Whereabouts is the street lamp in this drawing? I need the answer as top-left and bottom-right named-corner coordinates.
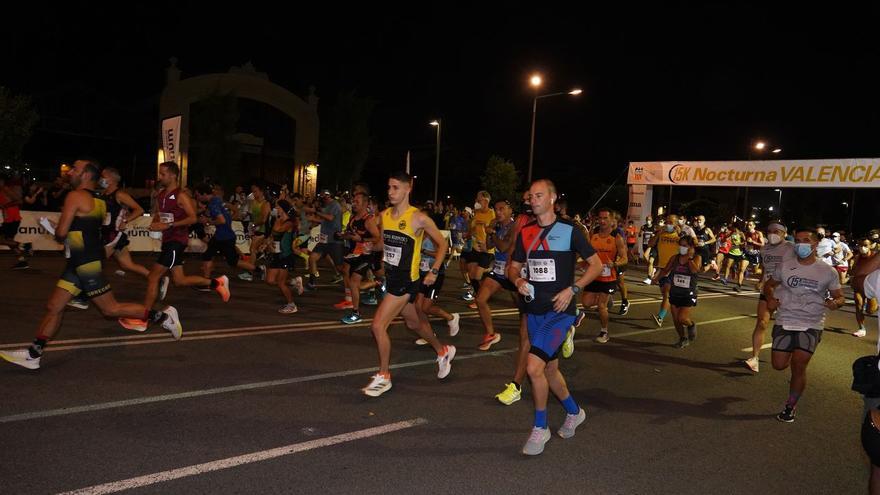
top-left (774, 188), bottom-right (782, 213)
top-left (755, 141), bottom-right (766, 151)
top-left (527, 74), bottom-right (582, 184)
top-left (772, 148), bottom-right (782, 154)
top-left (430, 119), bottom-right (441, 203)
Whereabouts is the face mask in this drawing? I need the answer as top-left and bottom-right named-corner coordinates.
top-left (679, 246), bottom-right (689, 255)
top-left (796, 243), bottom-right (814, 259)
top-left (474, 202), bottom-right (482, 211)
top-left (748, 227), bottom-right (755, 233)
top-left (98, 178), bottom-right (109, 189)
top-left (861, 246), bottom-right (871, 255)
top-left (768, 233), bottom-right (782, 245)
top-left (647, 221), bottom-right (652, 226)
top-left (665, 225), bottom-right (675, 233)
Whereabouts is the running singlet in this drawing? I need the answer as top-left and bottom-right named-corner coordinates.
top-left (641, 225), bottom-right (655, 246)
top-left (657, 231), bottom-right (681, 268)
top-left (625, 226), bottom-right (638, 245)
top-left (345, 213), bottom-right (374, 256)
top-left (419, 236), bottom-right (445, 274)
top-left (382, 207), bottom-right (423, 283)
top-left (590, 233), bottom-right (619, 283)
top-left (490, 219), bottom-right (515, 278)
top-left (0, 190), bottom-right (22, 223)
top-left (512, 219), bottom-right (596, 315)
top-left (67, 190), bottom-right (107, 266)
top-left (472, 208), bottom-right (496, 254)
top-left (250, 201), bottom-right (267, 234)
top-left (717, 232), bottom-right (731, 254)
top-left (271, 228), bottom-right (294, 258)
top-left (728, 233), bottom-right (745, 256)
top-left (669, 256), bottom-right (699, 300)
top-left (101, 189), bottom-right (126, 245)
top-left (746, 231), bottom-right (762, 255)
top-left (157, 188), bottom-right (189, 244)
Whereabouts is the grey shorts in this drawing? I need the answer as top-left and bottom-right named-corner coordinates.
top-left (313, 242), bottom-right (344, 266)
top-left (771, 325), bottom-right (822, 354)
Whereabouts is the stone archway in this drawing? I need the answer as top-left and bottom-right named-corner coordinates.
top-left (158, 59), bottom-right (318, 194)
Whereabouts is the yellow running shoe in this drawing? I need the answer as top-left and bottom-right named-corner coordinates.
top-left (561, 326), bottom-right (576, 358)
top-left (495, 382), bottom-right (522, 405)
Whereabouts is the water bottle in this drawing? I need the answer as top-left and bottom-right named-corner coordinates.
top-left (524, 283), bottom-right (535, 303)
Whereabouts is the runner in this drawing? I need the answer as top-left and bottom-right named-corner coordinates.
top-left (649, 214), bottom-right (682, 327)
top-left (462, 191), bottom-right (496, 305)
top-left (763, 227), bottom-right (843, 422)
top-left (641, 216), bottom-right (658, 284)
top-left (412, 211), bottom-right (461, 343)
top-left (119, 161), bottom-right (230, 332)
top-left (722, 223), bottom-right (747, 290)
top-left (338, 192), bottom-right (382, 324)
top-left (245, 184), bottom-right (271, 273)
top-left (0, 174), bottom-right (29, 270)
top-left (265, 199), bottom-right (304, 314)
top-left (0, 160), bottom-right (180, 370)
top-left (713, 225), bottom-right (731, 281)
top-left (693, 215), bottom-right (718, 276)
top-left (830, 232), bottom-right (853, 285)
top-left (361, 172), bottom-right (455, 397)
top-left (656, 236), bottom-right (700, 348)
top-left (611, 212), bottom-right (631, 316)
top-left (507, 179), bottom-right (603, 455)
top-left (475, 199), bottom-right (517, 351)
top-left (582, 208), bottom-right (627, 345)
top-left (744, 223), bottom-right (796, 372)
top-left (852, 238), bottom-right (878, 338)
top-left (744, 220), bottom-right (765, 282)
top-left (625, 219), bottom-right (639, 264)
top-left (306, 190), bottom-right (344, 290)
top-left (195, 184), bottom-right (263, 284)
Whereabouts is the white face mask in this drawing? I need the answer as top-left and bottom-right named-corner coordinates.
top-left (474, 202), bottom-right (482, 211)
top-left (679, 246), bottom-right (689, 255)
top-left (861, 246), bottom-right (871, 255)
top-left (98, 178), bottom-right (109, 189)
top-left (768, 233), bottom-right (782, 245)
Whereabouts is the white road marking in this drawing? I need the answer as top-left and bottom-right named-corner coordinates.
top-left (59, 418), bottom-right (428, 495)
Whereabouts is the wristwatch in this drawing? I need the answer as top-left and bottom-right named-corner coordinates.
top-left (430, 268), bottom-right (439, 275)
top-left (570, 285), bottom-right (581, 295)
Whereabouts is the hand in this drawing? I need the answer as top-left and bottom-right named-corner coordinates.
top-left (825, 299), bottom-right (842, 310)
top-left (515, 279), bottom-right (531, 297)
top-left (422, 272), bottom-right (437, 286)
top-left (552, 287), bottom-right (574, 312)
top-left (150, 222), bottom-right (170, 232)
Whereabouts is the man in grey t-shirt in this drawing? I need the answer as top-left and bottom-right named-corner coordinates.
top-left (764, 227), bottom-right (844, 423)
top-left (306, 190), bottom-right (344, 290)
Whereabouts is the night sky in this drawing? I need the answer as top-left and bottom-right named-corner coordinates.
top-left (5, 3), bottom-right (880, 229)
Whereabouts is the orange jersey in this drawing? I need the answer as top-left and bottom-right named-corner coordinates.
top-left (590, 232), bottom-right (619, 282)
top-left (625, 226), bottom-right (638, 244)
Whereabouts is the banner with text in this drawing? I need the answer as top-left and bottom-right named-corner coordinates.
top-left (628, 158), bottom-right (880, 188)
top-left (161, 116), bottom-right (182, 164)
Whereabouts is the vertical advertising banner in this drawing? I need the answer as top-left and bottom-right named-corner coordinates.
top-left (626, 184), bottom-right (652, 224)
top-left (161, 116), bottom-right (182, 164)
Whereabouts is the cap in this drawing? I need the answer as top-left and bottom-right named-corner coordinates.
top-left (464, 207), bottom-right (474, 215)
top-left (767, 223), bottom-right (787, 233)
top-left (320, 189), bottom-right (332, 196)
top-left (832, 232), bottom-right (841, 238)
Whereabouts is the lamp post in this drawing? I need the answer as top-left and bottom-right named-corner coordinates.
top-left (526, 73), bottom-right (582, 184)
top-left (430, 119), bottom-right (441, 203)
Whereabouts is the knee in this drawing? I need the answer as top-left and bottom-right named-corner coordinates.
top-left (771, 361), bottom-right (788, 371)
top-left (526, 360), bottom-right (545, 378)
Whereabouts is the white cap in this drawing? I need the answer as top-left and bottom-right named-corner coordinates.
top-left (464, 207), bottom-right (474, 215)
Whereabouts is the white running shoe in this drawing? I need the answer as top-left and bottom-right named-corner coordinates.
top-left (448, 313), bottom-right (460, 337)
top-left (854, 328), bottom-right (867, 338)
top-left (643, 277), bottom-right (653, 285)
top-left (0, 349), bottom-right (41, 370)
top-left (594, 331), bottom-right (610, 344)
top-left (558, 408), bottom-right (587, 439)
top-left (363, 374), bottom-right (392, 397)
top-left (292, 276), bottom-right (304, 295)
top-left (278, 303), bottom-right (299, 314)
top-left (436, 345), bottom-right (456, 379)
top-left (744, 356), bottom-right (760, 373)
top-left (159, 275), bottom-right (170, 301)
top-left (522, 427), bottom-right (551, 456)
top-left (161, 306), bottom-right (183, 340)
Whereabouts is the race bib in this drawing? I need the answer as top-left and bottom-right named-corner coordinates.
top-left (493, 260), bottom-right (507, 276)
top-left (159, 213), bottom-right (174, 224)
top-left (318, 233), bottom-right (328, 244)
top-left (527, 258), bottom-right (557, 282)
top-left (673, 274), bottom-right (691, 288)
top-left (384, 245), bottom-right (402, 267)
top-left (420, 258), bottom-right (431, 272)
top-left (601, 265), bottom-right (612, 278)
top-left (272, 241), bottom-right (281, 254)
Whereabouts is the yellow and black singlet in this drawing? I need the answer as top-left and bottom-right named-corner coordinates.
top-left (381, 207), bottom-right (423, 284)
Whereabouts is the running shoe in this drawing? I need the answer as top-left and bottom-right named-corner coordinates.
top-left (118, 318), bottom-right (148, 332)
top-left (237, 272), bottom-right (253, 282)
top-left (563, 327), bottom-right (577, 356)
top-left (0, 349), bottom-right (40, 370)
top-left (744, 356), bottom-right (760, 373)
top-left (478, 333), bottom-right (501, 351)
top-left (341, 311), bottom-right (362, 324)
top-left (618, 300), bottom-right (630, 316)
top-left (292, 276), bottom-right (304, 296)
top-left (854, 328), bottom-right (868, 338)
top-left (161, 306), bottom-right (182, 340)
top-left (522, 427), bottom-right (551, 456)
top-left (496, 382), bottom-right (522, 405)
top-left (215, 275), bottom-right (231, 302)
top-left (67, 296), bottom-right (89, 310)
top-left (278, 303), bottom-right (299, 314)
top-left (333, 299), bottom-right (354, 310)
top-left (362, 294), bottom-right (378, 306)
top-left (11, 261), bottom-right (29, 270)
top-left (462, 292), bottom-right (475, 302)
top-left (594, 331), bottom-right (609, 345)
top-left (558, 408), bottom-right (587, 439)
top-left (448, 313), bottom-right (461, 337)
top-left (652, 314), bottom-right (663, 327)
top-left (363, 374), bottom-right (392, 397)
top-left (574, 309), bottom-right (586, 328)
top-left (674, 337), bottom-right (690, 349)
top-left (468, 302), bottom-right (477, 310)
top-left (776, 405), bottom-right (796, 423)
top-left (643, 277), bottom-right (652, 285)
top-left (331, 274), bottom-right (344, 284)
top-left (436, 345), bottom-right (456, 378)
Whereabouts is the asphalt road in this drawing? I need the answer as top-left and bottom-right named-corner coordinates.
top-left (0, 252), bottom-right (874, 494)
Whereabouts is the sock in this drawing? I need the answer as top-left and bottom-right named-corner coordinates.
top-left (148, 310), bottom-right (167, 324)
top-left (658, 308), bottom-right (668, 319)
top-left (534, 409), bottom-right (548, 429)
top-left (560, 395), bottom-right (580, 415)
top-left (345, 288), bottom-right (352, 302)
top-left (512, 381), bottom-right (521, 390)
top-left (29, 338), bottom-right (47, 358)
top-left (210, 278), bottom-right (219, 289)
top-left (786, 392), bottom-right (801, 408)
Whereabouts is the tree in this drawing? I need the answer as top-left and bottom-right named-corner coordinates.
top-left (0, 87), bottom-right (39, 168)
top-left (189, 91), bottom-right (240, 188)
top-left (481, 155), bottom-right (519, 203)
top-left (319, 91), bottom-right (375, 191)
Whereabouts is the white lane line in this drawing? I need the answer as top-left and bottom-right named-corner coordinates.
top-left (0, 313), bottom-right (756, 425)
top-left (59, 417), bottom-right (428, 495)
top-left (740, 343), bottom-right (773, 352)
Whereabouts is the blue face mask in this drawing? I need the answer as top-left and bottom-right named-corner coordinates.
top-left (796, 243), bottom-right (813, 259)
top-left (665, 225), bottom-right (675, 233)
